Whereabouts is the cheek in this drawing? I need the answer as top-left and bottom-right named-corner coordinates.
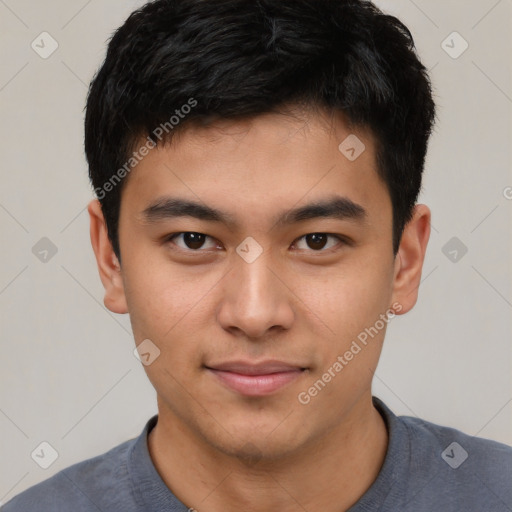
top-left (122, 259), bottom-right (186, 345)
top-left (295, 266), bottom-right (392, 416)
top-left (296, 267), bottom-right (394, 401)
top-left (122, 255), bottom-right (222, 371)
top-left (298, 260), bottom-right (393, 341)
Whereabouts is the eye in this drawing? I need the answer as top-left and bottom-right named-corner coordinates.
top-left (166, 232), bottom-right (219, 251)
top-left (165, 232), bottom-right (348, 253)
top-left (292, 233), bottom-right (346, 252)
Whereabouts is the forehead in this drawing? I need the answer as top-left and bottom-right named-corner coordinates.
top-left (120, 108), bottom-right (390, 228)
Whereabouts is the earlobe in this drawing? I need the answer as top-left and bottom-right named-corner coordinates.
top-left (87, 199), bottom-right (128, 314)
top-left (390, 204), bottom-right (431, 315)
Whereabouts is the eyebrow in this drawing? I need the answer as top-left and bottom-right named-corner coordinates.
top-left (140, 195), bottom-right (367, 229)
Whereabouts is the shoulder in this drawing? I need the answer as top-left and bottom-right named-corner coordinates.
top-left (1, 437), bottom-right (137, 512)
top-left (402, 413), bottom-right (512, 468)
top-left (399, 413), bottom-right (512, 509)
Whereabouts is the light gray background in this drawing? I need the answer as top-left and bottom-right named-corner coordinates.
top-left (1, 0), bottom-right (511, 504)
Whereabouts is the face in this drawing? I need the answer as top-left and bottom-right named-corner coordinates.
top-left (90, 108), bottom-right (428, 461)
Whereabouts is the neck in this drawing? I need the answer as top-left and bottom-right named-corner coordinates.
top-left (148, 394), bottom-right (388, 512)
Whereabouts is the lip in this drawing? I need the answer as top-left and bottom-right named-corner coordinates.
top-left (205, 360), bottom-right (307, 396)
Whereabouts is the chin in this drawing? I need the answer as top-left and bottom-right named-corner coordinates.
top-left (203, 422), bottom-right (308, 465)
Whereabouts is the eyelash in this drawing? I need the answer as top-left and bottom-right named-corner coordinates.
top-left (164, 232), bottom-right (349, 254)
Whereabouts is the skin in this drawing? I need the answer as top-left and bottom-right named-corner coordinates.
top-left (88, 106), bottom-right (430, 512)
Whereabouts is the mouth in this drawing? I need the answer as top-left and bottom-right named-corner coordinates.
top-left (204, 360), bottom-right (308, 396)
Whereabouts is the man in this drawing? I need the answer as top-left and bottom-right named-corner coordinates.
top-left (3, 0), bottom-right (511, 511)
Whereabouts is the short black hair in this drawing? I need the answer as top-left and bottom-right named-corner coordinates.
top-left (85, 0), bottom-right (436, 260)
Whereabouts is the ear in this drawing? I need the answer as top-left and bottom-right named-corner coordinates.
top-left (88, 199), bottom-right (128, 314)
top-left (390, 204), bottom-right (431, 315)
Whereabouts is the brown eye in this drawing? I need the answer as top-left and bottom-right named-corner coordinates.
top-left (293, 233), bottom-right (345, 252)
top-left (305, 233), bottom-right (328, 250)
top-left (168, 232), bottom-right (218, 251)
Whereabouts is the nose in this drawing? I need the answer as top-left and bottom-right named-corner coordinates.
top-left (216, 247), bottom-right (295, 340)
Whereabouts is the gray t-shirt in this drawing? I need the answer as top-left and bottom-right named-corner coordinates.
top-left (2, 397), bottom-right (511, 511)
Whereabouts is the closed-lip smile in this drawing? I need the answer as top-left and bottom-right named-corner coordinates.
top-left (205, 360), bottom-right (307, 396)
